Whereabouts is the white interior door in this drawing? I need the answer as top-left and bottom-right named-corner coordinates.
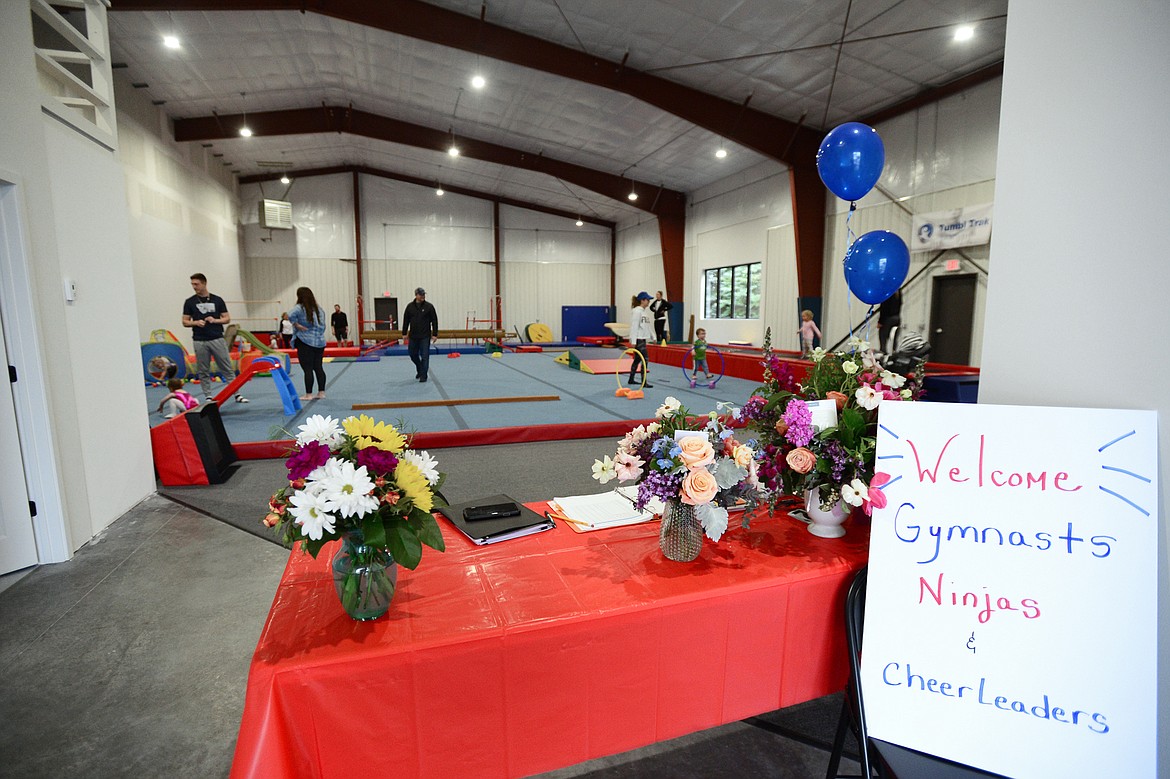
top-left (0, 254), bottom-right (38, 573)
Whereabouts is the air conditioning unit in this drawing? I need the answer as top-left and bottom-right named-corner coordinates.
top-left (259, 199), bottom-right (293, 230)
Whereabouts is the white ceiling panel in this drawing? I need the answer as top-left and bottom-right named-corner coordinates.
top-left (108, 0), bottom-right (1006, 221)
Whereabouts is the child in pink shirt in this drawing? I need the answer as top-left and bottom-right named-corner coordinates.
top-left (799, 310), bottom-right (821, 354)
top-left (158, 378), bottom-right (200, 418)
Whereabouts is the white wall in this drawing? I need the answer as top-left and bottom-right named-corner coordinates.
top-left (1, 2), bottom-right (152, 559)
top-left (615, 217), bottom-right (666, 326)
top-left (117, 76), bottom-right (242, 349)
top-left (980, 1), bottom-right (1169, 768)
top-left (242, 174), bottom-right (618, 340)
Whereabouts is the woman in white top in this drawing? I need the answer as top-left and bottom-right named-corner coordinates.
top-left (627, 291), bottom-right (655, 388)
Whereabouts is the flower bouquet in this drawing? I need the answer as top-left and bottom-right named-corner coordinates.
top-left (264, 414), bottom-right (446, 619)
top-left (742, 329), bottom-right (923, 533)
top-left (591, 396), bottom-right (762, 561)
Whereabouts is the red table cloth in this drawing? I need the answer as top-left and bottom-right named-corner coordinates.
top-left (230, 505), bottom-right (869, 779)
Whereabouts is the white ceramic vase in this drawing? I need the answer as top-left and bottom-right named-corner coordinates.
top-left (804, 489), bottom-right (849, 538)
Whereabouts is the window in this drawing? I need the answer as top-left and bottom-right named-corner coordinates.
top-left (703, 262), bottom-right (761, 319)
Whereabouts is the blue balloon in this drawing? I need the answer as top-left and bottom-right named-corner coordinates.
top-left (843, 230), bottom-right (909, 305)
top-left (816, 122), bottom-right (885, 201)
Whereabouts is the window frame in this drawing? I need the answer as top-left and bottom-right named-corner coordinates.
top-left (702, 261), bottom-right (761, 320)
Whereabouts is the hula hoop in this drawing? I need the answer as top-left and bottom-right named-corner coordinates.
top-left (617, 347), bottom-right (648, 391)
top-left (680, 345), bottom-right (725, 388)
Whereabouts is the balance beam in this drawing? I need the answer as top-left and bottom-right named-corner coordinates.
top-left (352, 395), bottom-right (559, 410)
top-left (360, 328), bottom-right (507, 341)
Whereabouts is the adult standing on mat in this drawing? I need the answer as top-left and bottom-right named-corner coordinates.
top-left (182, 272), bottom-right (247, 405)
top-left (649, 290), bottom-right (672, 344)
top-left (330, 304), bottom-right (349, 346)
top-left (877, 289), bottom-right (902, 355)
top-left (402, 287), bottom-right (439, 382)
top-left (289, 286), bottom-right (328, 400)
top-left (628, 291), bottom-right (655, 389)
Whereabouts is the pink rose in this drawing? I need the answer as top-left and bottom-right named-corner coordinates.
top-left (733, 444), bottom-right (754, 468)
top-left (680, 468), bottom-right (719, 505)
top-left (785, 447), bottom-right (817, 474)
top-left (677, 435), bottom-right (715, 469)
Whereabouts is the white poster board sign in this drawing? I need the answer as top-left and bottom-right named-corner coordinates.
top-left (862, 403), bottom-right (1158, 779)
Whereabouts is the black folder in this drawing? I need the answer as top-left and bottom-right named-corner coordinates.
top-left (437, 494), bottom-right (555, 545)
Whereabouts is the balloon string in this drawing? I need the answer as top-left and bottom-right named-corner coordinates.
top-left (844, 202), bottom-right (857, 351)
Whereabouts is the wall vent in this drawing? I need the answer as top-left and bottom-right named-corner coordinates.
top-left (259, 199), bottom-right (293, 230)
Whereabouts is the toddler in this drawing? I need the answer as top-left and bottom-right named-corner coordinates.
top-left (157, 378), bottom-right (200, 418)
top-left (799, 310), bottom-right (822, 354)
top-left (691, 328), bottom-right (712, 381)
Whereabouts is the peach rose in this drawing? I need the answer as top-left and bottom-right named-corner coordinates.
top-left (680, 468), bottom-right (719, 505)
top-left (785, 447), bottom-right (817, 474)
top-left (733, 443), bottom-right (754, 468)
top-left (262, 513), bottom-right (281, 528)
top-left (826, 391), bottom-right (848, 411)
top-left (774, 419), bottom-right (789, 436)
top-left (677, 435), bottom-right (715, 469)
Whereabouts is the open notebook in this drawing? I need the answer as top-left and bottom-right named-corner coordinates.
top-left (549, 486), bottom-right (661, 532)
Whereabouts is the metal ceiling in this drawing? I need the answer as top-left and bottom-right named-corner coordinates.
top-left (106, 0), bottom-right (1007, 225)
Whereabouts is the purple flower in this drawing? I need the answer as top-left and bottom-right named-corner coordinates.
top-left (356, 447), bottom-right (399, 475)
top-left (740, 395), bottom-right (767, 421)
top-left (286, 440), bottom-right (331, 481)
top-left (636, 470), bottom-right (684, 509)
top-left (782, 399), bottom-right (814, 447)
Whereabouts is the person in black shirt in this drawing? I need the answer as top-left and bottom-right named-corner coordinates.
top-left (330, 304), bottom-right (349, 346)
top-left (649, 290), bottom-right (672, 344)
top-left (401, 287), bottom-right (439, 382)
top-left (181, 272), bottom-right (247, 404)
top-left (877, 289), bottom-right (902, 354)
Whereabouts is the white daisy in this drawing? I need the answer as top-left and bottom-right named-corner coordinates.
top-left (402, 449), bottom-right (441, 485)
top-left (295, 414), bottom-right (344, 449)
top-left (287, 488), bottom-right (338, 541)
top-left (316, 460), bottom-right (379, 518)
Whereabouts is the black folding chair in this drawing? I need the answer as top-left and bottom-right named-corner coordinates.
top-left (825, 567), bottom-right (1005, 779)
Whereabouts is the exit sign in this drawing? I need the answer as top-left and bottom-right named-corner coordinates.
top-left (944, 259), bottom-right (961, 271)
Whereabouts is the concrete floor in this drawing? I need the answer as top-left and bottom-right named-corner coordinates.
top-left (0, 492), bottom-right (861, 778)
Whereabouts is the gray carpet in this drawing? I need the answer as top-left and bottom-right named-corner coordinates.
top-left (158, 438), bottom-right (623, 546)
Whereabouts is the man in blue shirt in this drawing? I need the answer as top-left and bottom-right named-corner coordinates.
top-left (182, 273), bottom-right (247, 404)
top-left (401, 287), bottom-right (439, 382)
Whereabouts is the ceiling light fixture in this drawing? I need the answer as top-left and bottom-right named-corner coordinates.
top-left (280, 174), bottom-right (290, 185)
top-left (163, 35), bottom-right (180, 49)
top-left (954, 25), bottom-right (974, 41)
top-left (575, 217), bottom-right (584, 227)
top-left (715, 146), bottom-right (728, 159)
top-left (627, 187), bottom-right (638, 202)
top-left (436, 185), bottom-right (445, 196)
top-left (238, 91), bottom-right (252, 138)
top-left (447, 127), bottom-right (460, 157)
top-left (471, 74), bottom-right (486, 90)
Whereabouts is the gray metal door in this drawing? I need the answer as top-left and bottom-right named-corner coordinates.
top-left (928, 273), bottom-right (977, 364)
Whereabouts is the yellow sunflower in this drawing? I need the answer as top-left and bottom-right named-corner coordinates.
top-left (342, 414), bottom-right (405, 453)
top-left (393, 459), bottom-right (433, 514)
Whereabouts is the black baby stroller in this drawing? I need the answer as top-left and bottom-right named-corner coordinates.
top-left (881, 325), bottom-right (930, 375)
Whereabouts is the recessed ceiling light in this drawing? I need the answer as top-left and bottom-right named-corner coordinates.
top-left (239, 127), bottom-right (253, 137)
top-left (163, 35), bottom-right (180, 49)
top-left (471, 74), bottom-right (486, 89)
top-left (280, 175), bottom-right (290, 185)
top-left (715, 147), bottom-right (728, 159)
top-left (954, 25), bottom-right (974, 42)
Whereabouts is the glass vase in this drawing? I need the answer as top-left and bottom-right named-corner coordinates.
top-left (659, 498), bottom-right (703, 562)
top-left (331, 531), bottom-right (398, 621)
